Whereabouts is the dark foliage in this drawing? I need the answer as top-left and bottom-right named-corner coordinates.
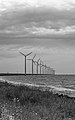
top-left (0, 81), bottom-right (75, 119)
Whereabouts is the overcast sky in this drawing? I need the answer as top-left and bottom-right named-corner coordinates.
top-left (0, 0), bottom-right (75, 74)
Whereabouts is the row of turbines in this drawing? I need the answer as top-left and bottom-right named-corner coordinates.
top-left (19, 51), bottom-right (55, 75)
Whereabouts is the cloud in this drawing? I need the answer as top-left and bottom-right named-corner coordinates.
top-left (23, 25), bottom-right (75, 35)
top-left (1, 0), bottom-right (75, 73)
top-left (0, 1), bottom-right (75, 30)
top-left (1, 0), bottom-right (75, 11)
top-left (1, 24), bottom-right (75, 40)
top-left (0, 6), bottom-right (75, 39)
top-left (0, 45), bottom-right (20, 59)
top-left (0, 1), bottom-right (75, 55)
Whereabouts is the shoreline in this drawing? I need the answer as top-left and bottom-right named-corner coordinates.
top-left (0, 77), bottom-right (75, 98)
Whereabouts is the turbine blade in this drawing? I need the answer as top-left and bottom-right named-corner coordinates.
top-left (33, 61), bottom-right (37, 63)
top-left (26, 52), bottom-right (32, 56)
top-left (33, 61), bottom-right (36, 65)
top-left (37, 58), bottom-right (40, 62)
top-left (19, 51), bottom-right (25, 56)
top-left (33, 54), bottom-right (36, 60)
top-left (33, 60), bottom-right (40, 65)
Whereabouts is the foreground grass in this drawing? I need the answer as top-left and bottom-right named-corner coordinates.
top-left (0, 81), bottom-right (75, 120)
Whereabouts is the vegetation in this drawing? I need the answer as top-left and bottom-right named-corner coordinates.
top-left (0, 81), bottom-right (75, 120)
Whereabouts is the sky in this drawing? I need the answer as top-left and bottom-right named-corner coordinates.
top-left (0, 0), bottom-right (75, 74)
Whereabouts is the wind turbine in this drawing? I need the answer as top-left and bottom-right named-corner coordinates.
top-left (34, 58), bottom-right (40, 74)
top-left (44, 64), bottom-right (48, 74)
top-left (40, 61), bottom-right (44, 74)
top-left (39, 60), bottom-right (42, 74)
top-left (36, 58), bottom-right (40, 74)
top-left (27, 54), bottom-right (36, 74)
top-left (19, 51), bottom-right (32, 75)
top-left (46, 66), bottom-right (49, 74)
top-left (39, 60), bottom-right (45, 74)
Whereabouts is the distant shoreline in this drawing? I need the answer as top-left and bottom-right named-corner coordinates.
top-left (0, 73), bottom-right (56, 76)
top-left (0, 73), bottom-right (75, 76)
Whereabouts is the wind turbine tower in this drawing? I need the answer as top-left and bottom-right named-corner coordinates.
top-left (44, 64), bottom-right (47, 74)
top-left (40, 60), bottom-right (42, 74)
top-left (36, 58), bottom-right (40, 74)
top-left (41, 61), bottom-right (45, 74)
top-left (19, 51), bottom-right (32, 75)
top-left (27, 54), bottom-right (36, 74)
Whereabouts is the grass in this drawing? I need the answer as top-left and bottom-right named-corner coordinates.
top-left (0, 80), bottom-right (75, 120)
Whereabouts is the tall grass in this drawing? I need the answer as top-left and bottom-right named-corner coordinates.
top-left (0, 80), bottom-right (75, 120)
